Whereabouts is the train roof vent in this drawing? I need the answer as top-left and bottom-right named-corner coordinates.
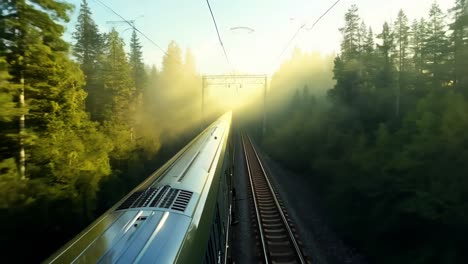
top-left (149, 185), bottom-right (170, 207)
top-left (137, 187), bottom-right (160, 207)
top-left (171, 190), bottom-right (193, 212)
top-left (116, 187), bottom-right (159, 210)
top-left (116, 186), bottom-right (193, 212)
top-left (117, 191), bottom-right (144, 210)
top-left (159, 188), bottom-right (179, 208)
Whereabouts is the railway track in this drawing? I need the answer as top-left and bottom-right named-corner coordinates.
top-left (242, 133), bottom-right (308, 264)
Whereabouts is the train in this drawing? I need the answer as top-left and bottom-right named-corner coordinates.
top-left (45, 112), bottom-right (234, 264)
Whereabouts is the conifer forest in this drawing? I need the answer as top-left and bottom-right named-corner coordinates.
top-left (1, 0), bottom-right (468, 263)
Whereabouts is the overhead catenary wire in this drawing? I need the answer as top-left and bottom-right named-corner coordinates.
top-left (205, 0), bottom-right (233, 70)
top-left (276, 24), bottom-right (307, 64)
top-left (92, 0), bottom-right (168, 56)
top-left (304, 0), bottom-right (342, 31)
top-left (91, 0), bottom-right (197, 77)
top-left (275, 0), bottom-right (342, 65)
top-left (92, 0), bottom-right (339, 74)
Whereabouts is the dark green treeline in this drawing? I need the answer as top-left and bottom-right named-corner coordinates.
top-left (263, 2), bottom-right (468, 263)
top-left (0, 0), bottom-right (201, 262)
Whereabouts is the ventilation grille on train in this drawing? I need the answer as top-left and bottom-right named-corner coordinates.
top-left (116, 185), bottom-right (193, 212)
top-left (116, 187), bottom-right (159, 210)
top-left (171, 190), bottom-right (193, 211)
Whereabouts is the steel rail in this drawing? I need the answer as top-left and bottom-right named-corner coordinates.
top-left (242, 133), bottom-right (307, 264)
top-left (242, 133), bottom-right (270, 263)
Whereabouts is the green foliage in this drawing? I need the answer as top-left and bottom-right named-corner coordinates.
top-left (262, 2), bottom-right (468, 263)
top-left (148, 41), bottom-right (202, 139)
top-left (269, 49), bottom-right (334, 115)
top-left (0, 1), bottom-right (114, 262)
top-left (0, 158), bottom-right (28, 208)
top-left (32, 58), bottom-right (112, 187)
top-left (450, 0), bottom-right (468, 91)
top-left (129, 29), bottom-right (146, 94)
top-left (0, 57), bottom-right (24, 122)
top-left (340, 5), bottom-right (361, 59)
top-left (72, 0), bottom-right (106, 121)
top-left (73, 0), bottom-right (103, 69)
top-left (422, 3), bottom-right (451, 88)
top-left (101, 29), bottom-right (137, 158)
top-left (0, 0), bottom-right (203, 262)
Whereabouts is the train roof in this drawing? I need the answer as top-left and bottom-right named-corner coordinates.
top-left (46, 112), bottom-right (232, 264)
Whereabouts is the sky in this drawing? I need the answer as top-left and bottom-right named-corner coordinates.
top-left (64, 0), bottom-right (455, 75)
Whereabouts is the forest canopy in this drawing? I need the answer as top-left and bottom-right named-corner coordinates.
top-left (0, 0), bottom-right (207, 261)
top-left (1, 0), bottom-right (468, 263)
top-left (262, 1), bottom-right (468, 263)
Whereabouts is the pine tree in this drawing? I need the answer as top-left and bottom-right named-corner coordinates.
top-left (72, 0), bottom-right (105, 121)
top-left (358, 21), bottom-right (368, 54)
top-left (72, 0), bottom-right (103, 73)
top-left (0, 0), bottom-right (111, 203)
top-left (422, 2), bottom-right (450, 87)
top-left (144, 65), bottom-right (159, 113)
top-left (376, 22), bottom-right (395, 90)
top-left (362, 26), bottom-right (377, 93)
top-left (129, 29), bottom-right (146, 95)
top-left (0, 1), bottom-right (12, 57)
top-left (450, 0), bottom-right (468, 90)
top-left (161, 41), bottom-right (183, 78)
top-left (0, 57), bottom-right (28, 205)
top-left (411, 19), bottom-right (426, 76)
top-left (1, 0), bottom-right (74, 179)
top-left (0, 56), bottom-right (25, 173)
top-left (393, 9), bottom-right (410, 117)
top-left (357, 21), bottom-right (367, 79)
top-left (134, 63), bottom-right (161, 156)
top-left (159, 41), bottom-right (183, 120)
top-left (364, 27), bottom-right (375, 54)
top-left (339, 5), bottom-right (361, 60)
top-left (0, 57), bottom-right (23, 123)
top-left (329, 5), bottom-right (364, 105)
top-left (33, 56), bottom-right (112, 219)
top-left (0, 8), bottom-right (114, 255)
top-left (102, 29), bottom-right (137, 158)
top-left (377, 22), bottom-right (394, 70)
